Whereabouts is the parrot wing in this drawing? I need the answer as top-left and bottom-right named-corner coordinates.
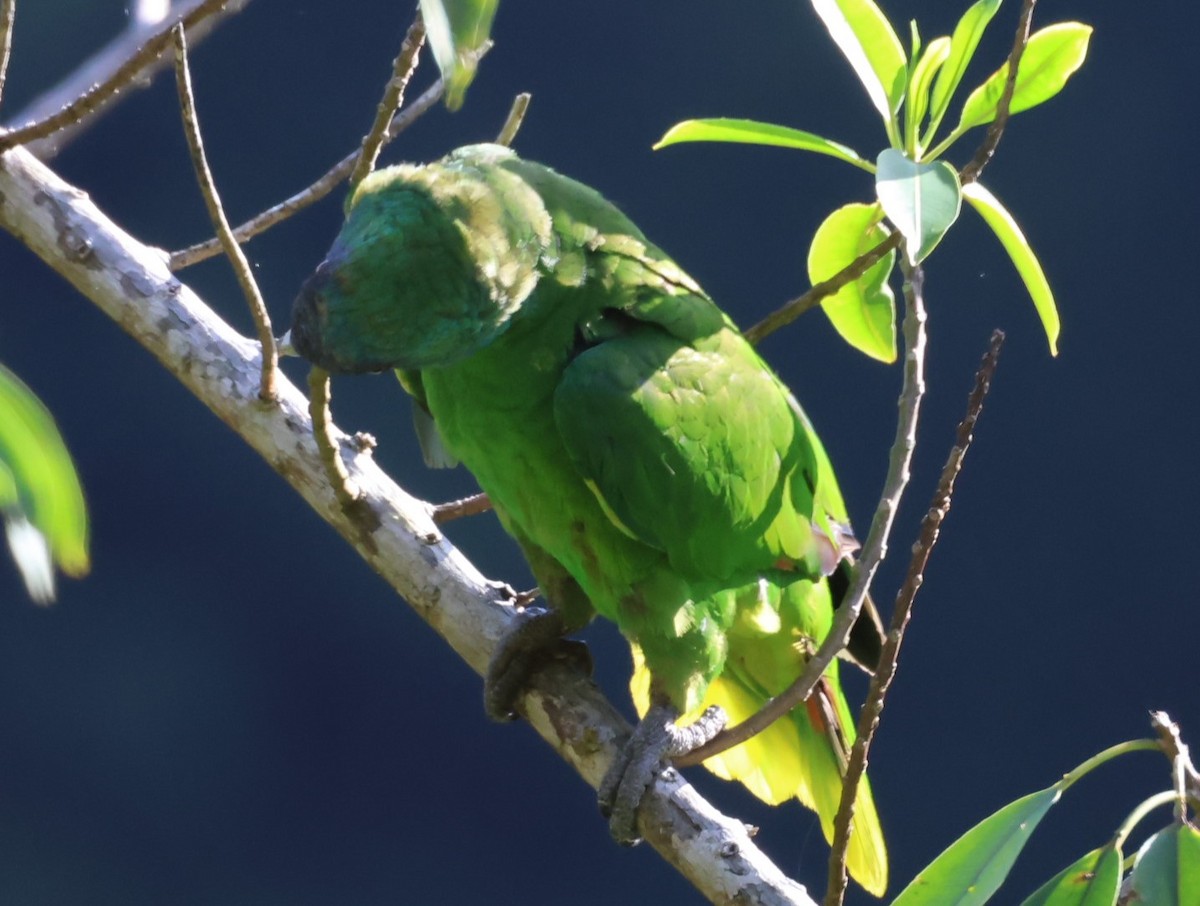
top-left (553, 284), bottom-right (853, 584)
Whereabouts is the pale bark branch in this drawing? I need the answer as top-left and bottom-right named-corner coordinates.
top-left (0, 0), bottom-right (14, 107)
top-left (0, 141), bottom-right (820, 906)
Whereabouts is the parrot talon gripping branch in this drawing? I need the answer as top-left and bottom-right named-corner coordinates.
top-left (290, 143), bottom-right (889, 896)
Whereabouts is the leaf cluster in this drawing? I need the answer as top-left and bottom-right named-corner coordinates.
top-left (656, 0), bottom-right (1090, 362)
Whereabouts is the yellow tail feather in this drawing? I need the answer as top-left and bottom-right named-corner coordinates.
top-left (629, 646), bottom-right (888, 897)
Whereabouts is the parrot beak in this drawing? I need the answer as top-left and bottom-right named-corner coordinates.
top-left (275, 330), bottom-right (297, 357)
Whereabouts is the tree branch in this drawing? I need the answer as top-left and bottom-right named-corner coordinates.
top-left (347, 15), bottom-right (426, 194)
top-left (0, 140), bottom-right (821, 906)
top-left (168, 77), bottom-right (445, 271)
top-left (0, 0), bottom-right (14, 108)
top-left (172, 24), bottom-right (276, 400)
top-left (0, 0), bottom-right (252, 157)
top-left (744, 231), bottom-right (901, 346)
top-left (960, 0), bottom-right (1037, 186)
top-left (825, 329), bottom-right (1004, 906)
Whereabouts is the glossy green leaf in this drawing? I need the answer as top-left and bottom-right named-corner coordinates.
top-left (955, 23), bottom-right (1092, 133)
top-left (925, 0), bottom-right (1002, 144)
top-left (892, 786), bottom-right (1061, 906)
top-left (810, 0), bottom-right (907, 126)
top-left (807, 203), bottom-right (896, 363)
top-left (1127, 824), bottom-right (1200, 905)
top-left (654, 118), bottom-right (872, 171)
top-left (875, 149), bottom-right (960, 264)
top-left (905, 36), bottom-right (951, 155)
top-left (962, 181), bottom-right (1059, 355)
top-left (418, 0), bottom-right (498, 111)
top-left (1019, 845), bottom-right (1122, 906)
top-left (0, 364), bottom-right (89, 602)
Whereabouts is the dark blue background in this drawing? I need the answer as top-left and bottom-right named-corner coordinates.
top-left (1, 2), bottom-right (1194, 903)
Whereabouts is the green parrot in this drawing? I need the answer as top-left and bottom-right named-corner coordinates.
top-left (290, 143), bottom-right (888, 895)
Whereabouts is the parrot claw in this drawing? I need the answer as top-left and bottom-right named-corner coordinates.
top-left (598, 703), bottom-right (727, 844)
top-left (483, 607), bottom-right (591, 721)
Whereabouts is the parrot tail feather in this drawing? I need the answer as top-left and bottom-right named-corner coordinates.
top-left (629, 646), bottom-right (888, 897)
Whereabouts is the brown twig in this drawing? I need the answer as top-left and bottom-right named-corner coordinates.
top-left (744, 232), bottom-right (901, 345)
top-left (825, 329), bottom-right (1005, 906)
top-left (348, 16), bottom-right (426, 195)
top-left (3, 0), bottom-right (251, 160)
top-left (495, 93), bottom-right (531, 147)
top-left (168, 77), bottom-right (445, 271)
top-left (678, 256), bottom-right (928, 768)
top-left (0, 0), bottom-right (14, 108)
top-left (432, 492), bottom-right (493, 524)
top-left (960, 0), bottom-right (1037, 186)
top-left (0, 0), bottom-right (238, 151)
top-left (172, 24), bottom-right (276, 401)
top-left (307, 367), bottom-right (360, 509)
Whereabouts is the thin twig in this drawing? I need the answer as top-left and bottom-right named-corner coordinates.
top-left (825, 329), bottom-right (1004, 906)
top-left (960, 0), bottom-right (1037, 186)
top-left (172, 24), bottom-right (276, 400)
top-left (0, 0), bottom-right (14, 108)
top-left (744, 232), bottom-right (901, 345)
top-left (0, 0), bottom-right (238, 151)
top-left (495, 93), bottom-right (531, 147)
top-left (678, 255), bottom-right (927, 768)
top-left (168, 77), bottom-right (445, 271)
top-left (432, 492), bottom-right (493, 524)
top-left (3, 0), bottom-right (251, 160)
top-left (348, 16), bottom-right (426, 195)
top-left (307, 367), bottom-right (360, 509)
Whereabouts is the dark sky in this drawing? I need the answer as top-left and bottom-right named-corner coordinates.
top-left (1, 2), bottom-right (1195, 904)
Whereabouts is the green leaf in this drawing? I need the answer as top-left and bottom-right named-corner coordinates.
top-left (905, 36), bottom-right (951, 155)
top-left (875, 149), bottom-right (960, 264)
top-left (1127, 824), bottom-right (1200, 905)
top-left (962, 181), bottom-right (1059, 355)
top-left (955, 22), bottom-right (1093, 133)
top-left (418, 0), bottom-right (498, 111)
top-left (892, 786), bottom-right (1062, 906)
top-left (807, 202), bottom-right (897, 363)
top-left (653, 118), bottom-right (872, 171)
top-left (810, 0), bottom-right (907, 128)
top-left (1019, 845), bottom-right (1122, 906)
top-left (925, 0), bottom-right (1002, 145)
top-left (0, 364), bottom-right (90, 602)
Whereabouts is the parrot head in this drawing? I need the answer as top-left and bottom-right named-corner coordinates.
top-left (291, 144), bottom-right (552, 373)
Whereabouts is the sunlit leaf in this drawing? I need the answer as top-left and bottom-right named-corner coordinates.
top-left (654, 118), bottom-right (871, 171)
top-left (418, 0), bottom-right (498, 111)
top-left (925, 0), bottom-right (1002, 144)
top-left (955, 22), bottom-right (1092, 133)
top-left (906, 36), bottom-right (951, 155)
top-left (0, 364), bottom-right (90, 602)
top-left (807, 202), bottom-right (896, 362)
top-left (1127, 824), bottom-right (1200, 905)
top-left (892, 786), bottom-right (1061, 906)
top-left (962, 181), bottom-right (1059, 355)
top-left (810, 0), bottom-right (907, 126)
top-left (1019, 844), bottom-right (1122, 906)
top-left (875, 149), bottom-right (960, 264)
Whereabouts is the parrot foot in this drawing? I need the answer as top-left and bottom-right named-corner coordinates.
top-left (484, 606), bottom-right (591, 722)
top-left (598, 702), bottom-right (727, 844)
